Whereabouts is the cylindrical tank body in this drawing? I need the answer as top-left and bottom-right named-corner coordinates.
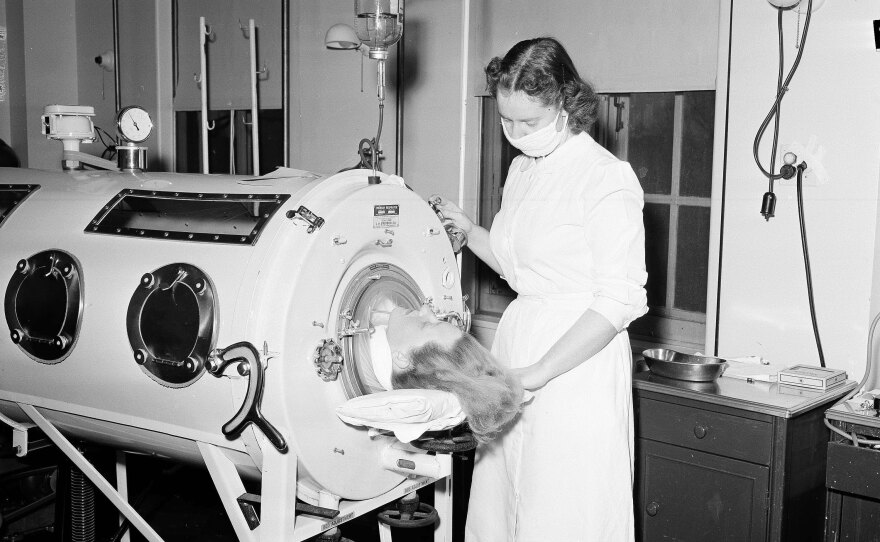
top-left (0, 166), bottom-right (465, 502)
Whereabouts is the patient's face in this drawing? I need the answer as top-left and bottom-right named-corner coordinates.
top-left (386, 305), bottom-right (463, 366)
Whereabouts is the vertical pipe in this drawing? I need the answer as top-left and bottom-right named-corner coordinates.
top-left (455, 0), bottom-right (472, 275)
top-left (112, 0), bottom-right (121, 116)
top-left (281, 0), bottom-right (290, 167)
top-left (457, 0), bottom-right (470, 212)
top-left (199, 16), bottom-right (209, 174)
top-left (395, 33), bottom-right (404, 176)
top-left (248, 18), bottom-right (260, 175)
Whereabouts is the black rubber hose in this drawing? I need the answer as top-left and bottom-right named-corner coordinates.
top-left (796, 165), bottom-right (825, 367)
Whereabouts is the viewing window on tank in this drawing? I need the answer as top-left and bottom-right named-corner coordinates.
top-left (0, 185), bottom-right (40, 229)
top-left (86, 189), bottom-right (290, 245)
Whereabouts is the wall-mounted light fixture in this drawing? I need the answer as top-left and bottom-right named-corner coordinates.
top-left (324, 23), bottom-right (366, 52)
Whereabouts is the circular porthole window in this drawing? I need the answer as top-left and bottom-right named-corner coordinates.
top-left (5, 250), bottom-right (84, 363)
top-left (126, 263), bottom-right (217, 387)
top-left (336, 263), bottom-right (423, 398)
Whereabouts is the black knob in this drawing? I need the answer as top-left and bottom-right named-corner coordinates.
top-left (140, 273), bottom-right (156, 288)
top-left (693, 423), bottom-right (708, 439)
top-left (646, 501), bottom-right (660, 517)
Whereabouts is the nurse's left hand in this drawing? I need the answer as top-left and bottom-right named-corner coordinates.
top-left (512, 364), bottom-right (551, 391)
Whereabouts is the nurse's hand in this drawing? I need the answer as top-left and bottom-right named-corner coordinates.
top-left (512, 364), bottom-right (551, 391)
top-left (428, 195), bottom-right (475, 234)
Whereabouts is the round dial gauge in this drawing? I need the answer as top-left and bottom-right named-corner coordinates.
top-left (117, 106), bottom-right (153, 143)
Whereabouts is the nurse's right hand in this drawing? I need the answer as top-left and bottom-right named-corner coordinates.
top-left (428, 194), bottom-right (475, 234)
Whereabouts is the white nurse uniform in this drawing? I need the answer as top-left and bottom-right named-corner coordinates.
top-left (465, 131), bottom-right (648, 542)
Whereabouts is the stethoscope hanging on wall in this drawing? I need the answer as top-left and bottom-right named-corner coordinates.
top-left (752, 0), bottom-right (815, 221)
top-left (753, 0), bottom-right (829, 368)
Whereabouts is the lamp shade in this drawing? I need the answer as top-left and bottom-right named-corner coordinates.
top-left (325, 23), bottom-right (360, 50)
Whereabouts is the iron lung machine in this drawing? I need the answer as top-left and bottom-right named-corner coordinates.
top-left (0, 167), bottom-right (467, 540)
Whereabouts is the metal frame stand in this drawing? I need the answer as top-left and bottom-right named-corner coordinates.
top-left (6, 402), bottom-right (455, 542)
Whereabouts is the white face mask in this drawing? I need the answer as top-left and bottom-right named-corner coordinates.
top-left (501, 109), bottom-right (569, 157)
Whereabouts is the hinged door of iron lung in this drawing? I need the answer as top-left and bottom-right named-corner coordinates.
top-left (247, 170), bottom-right (468, 501)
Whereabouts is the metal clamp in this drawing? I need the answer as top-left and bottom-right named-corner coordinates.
top-left (286, 205), bottom-right (324, 233)
top-left (427, 197), bottom-right (468, 254)
top-left (0, 411), bottom-right (38, 457)
top-left (206, 341), bottom-right (288, 453)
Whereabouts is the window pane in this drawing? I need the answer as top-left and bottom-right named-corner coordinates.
top-left (680, 91), bottom-right (715, 198)
top-left (675, 205), bottom-right (711, 312)
top-left (643, 202), bottom-right (670, 308)
top-left (628, 93), bottom-right (674, 195)
top-left (475, 97), bottom-right (517, 316)
top-left (175, 109), bottom-right (284, 175)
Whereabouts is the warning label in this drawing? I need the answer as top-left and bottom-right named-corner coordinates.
top-left (373, 204), bottom-right (399, 228)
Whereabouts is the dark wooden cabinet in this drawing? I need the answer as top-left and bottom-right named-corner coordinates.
top-left (824, 404), bottom-right (880, 541)
top-left (633, 373), bottom-right (853, 542)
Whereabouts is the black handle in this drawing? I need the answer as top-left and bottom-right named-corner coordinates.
top-left (207, 341), bottom-right (288, 453)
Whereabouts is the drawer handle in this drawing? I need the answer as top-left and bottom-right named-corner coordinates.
top-left (693, 423), bottom-right (708, 439)
top-left (646, 501), bottom-right (660, 517)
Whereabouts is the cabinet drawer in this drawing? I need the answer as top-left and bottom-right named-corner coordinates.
top-left (826, 441), bottom-right (880, 499)
top-left (638, 398), bottom-right (773, 465)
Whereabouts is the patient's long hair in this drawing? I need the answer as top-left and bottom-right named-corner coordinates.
top-left (391, 333), bottom-right (523, 443)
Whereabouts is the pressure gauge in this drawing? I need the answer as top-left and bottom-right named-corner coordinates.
top-left (116, 106), bottom-right (153, 143)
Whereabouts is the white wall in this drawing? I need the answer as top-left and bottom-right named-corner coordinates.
top-left (1, 0), bottom-right (26, 164)
top-left (709, 1), bottom-right (880, 385)
top-left (474, 0), bottom-right (720, 93)
top-left (21, 0), bottom-right (79, 170)
top-left (75, 0), bottom-right (114, 148)
top-left (287, 1), bottom-right (398, 175)
top-left (398, 0), bottom-right (467, 198)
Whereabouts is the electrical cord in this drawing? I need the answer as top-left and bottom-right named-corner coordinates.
top-left (822, 310), bottom-right (880, 447)
top-left (94, 125), bottom-right (118, 160)
top-left (796, 165), bottom-right (825, 367)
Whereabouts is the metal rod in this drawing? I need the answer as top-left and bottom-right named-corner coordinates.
top-left (281, 0), bottom-right (290, 167)
top-left (199, 16), bottom-right (210, 174)
top-left (112, 0), bottom-right (121, 116)
top-left (395, 34), bottom-right (404, 175)
top-left (18, 404), bottom-right (164, 542)
top-left (248, 19), bottom-right (260, 175)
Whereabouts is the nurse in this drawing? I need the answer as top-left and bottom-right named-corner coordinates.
top-left (431, 37), bottom-right (648, 541)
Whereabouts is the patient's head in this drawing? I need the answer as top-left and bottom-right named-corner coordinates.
top-left (385, 306), bottom-right (523, 443)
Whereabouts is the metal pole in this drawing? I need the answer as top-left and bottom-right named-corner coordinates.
top-left (199, 16), bottom-right (210, 174)
top-left (248, 19), bottom-right (260, 175)
top-left (112, 0), bottom-right (121, 115)
top-left (395, 34), bottom-right (404, 176)
top-left (281, 0), bottom-right (290, 167)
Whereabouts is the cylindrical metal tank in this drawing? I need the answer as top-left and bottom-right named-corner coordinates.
top-left (0, 166), bottom-right (465, 503)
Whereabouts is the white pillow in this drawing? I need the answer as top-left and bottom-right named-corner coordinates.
top-left (336, 389), bottom-right (466, 443)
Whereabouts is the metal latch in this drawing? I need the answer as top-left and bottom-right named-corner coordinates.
top-left (286, 205), bottom-right (325, 233)
top-left (0, 411), bottom-right (39, 457)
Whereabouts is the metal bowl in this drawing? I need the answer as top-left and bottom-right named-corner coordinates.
top-left (642, 348), bottom-right (728, 382)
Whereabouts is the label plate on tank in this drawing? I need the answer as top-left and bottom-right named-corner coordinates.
top-left (373, 204), bottom-right (399, 228)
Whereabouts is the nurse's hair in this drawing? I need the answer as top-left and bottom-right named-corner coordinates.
top-left (391, 333), bottom-right (523, 443)
top-left (485, 37), bottom-right (599, 134)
